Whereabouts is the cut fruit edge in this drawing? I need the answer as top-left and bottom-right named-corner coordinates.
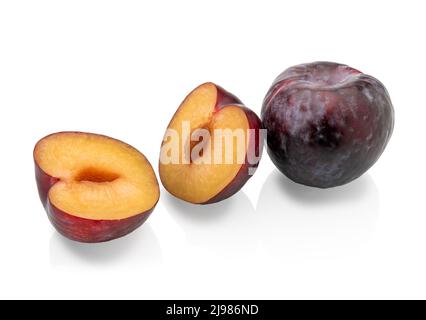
top-left (159, 83), bottom-right (262, 204)
top-left (34, 132), bottom-right (160, 221)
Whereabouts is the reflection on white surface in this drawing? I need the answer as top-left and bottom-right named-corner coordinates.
top-left (163, 192), bottom-right (257, 260)
top-left (49, 171), bottom-right (380, 267)
top-left (257, 170), bottom-right (380, 259)
top-left (163, 171), bottom-right (379, 262)
top-left (50, 224), bottom-right (162, 267)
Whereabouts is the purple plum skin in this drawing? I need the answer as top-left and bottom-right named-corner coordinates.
top-left (261, 62), bottom-right (394, 188)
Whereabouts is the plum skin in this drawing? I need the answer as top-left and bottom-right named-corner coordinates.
top-left (261, 62), bottom-right (394, 188)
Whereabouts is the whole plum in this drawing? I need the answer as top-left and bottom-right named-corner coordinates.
top-left (261, 62), bottom-right (394, 188)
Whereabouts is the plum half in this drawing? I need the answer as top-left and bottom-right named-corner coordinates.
top-left (159, 83), bottom-right (262, 204)
top-left (261, 62), bottom-right (394, 188)
top-left (34, 132), bottom-right (160, 242)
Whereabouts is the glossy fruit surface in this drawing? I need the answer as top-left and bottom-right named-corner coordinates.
top-left (262, 62), bottom-right (394, 188)
top-left (34, 132), bottom-right (159, 242)
top-left (160, 83), bottom-right (262, 204)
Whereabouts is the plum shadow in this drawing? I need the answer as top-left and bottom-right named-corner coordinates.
top-left (49, 224), bottom-right (162, 266)
top-left (256, 169), bottom-right (380, 258)
top-left (163, 190), bottom-right (238, 223)
top-left (266, 170), bottom-right (376, 206)
top-left (163, 190), bottom-right (258, 258)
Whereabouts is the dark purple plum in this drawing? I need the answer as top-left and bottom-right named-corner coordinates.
top-left (261, 61), bottom-right (394, 188)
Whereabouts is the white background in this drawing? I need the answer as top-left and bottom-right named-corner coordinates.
top-left (0, 0), bottom-right (425, 299)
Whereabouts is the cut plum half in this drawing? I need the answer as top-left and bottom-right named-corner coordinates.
top-left (34, 132), bottom-right (160, 242)
top-left (159, 83), bottom-right (262, 204)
